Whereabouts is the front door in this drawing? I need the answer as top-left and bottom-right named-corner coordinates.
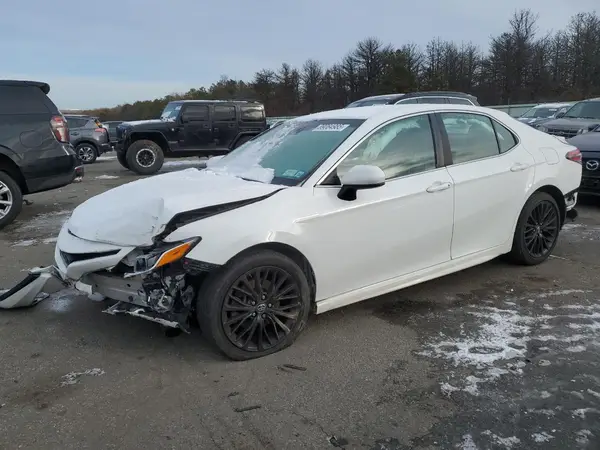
top-left (178, 104), bottom-right (213, 150)
top-left (306, 114), bottom-right (455, 300)
top-left (212, 104), bottom-right (239, 149)
top-left (437, 111), bottom-right (536, 259)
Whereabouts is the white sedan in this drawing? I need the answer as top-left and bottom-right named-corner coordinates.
top-left (1, 104), bottom-right (582, 360)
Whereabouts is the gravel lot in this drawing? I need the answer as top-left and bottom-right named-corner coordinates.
top-left (1, 154), bottom-right (600, 450)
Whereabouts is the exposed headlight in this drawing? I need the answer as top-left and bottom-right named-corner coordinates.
top-left (127, 237), bottom-right (201, 277)
top-left (577, 128), bottom-right (589, 135)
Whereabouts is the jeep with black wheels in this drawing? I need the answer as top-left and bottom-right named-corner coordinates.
top-left (115, 100), bottom-right (268, 175)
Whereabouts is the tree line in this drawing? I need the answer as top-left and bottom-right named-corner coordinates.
top-left (85, 9), bottom-right (600, 121)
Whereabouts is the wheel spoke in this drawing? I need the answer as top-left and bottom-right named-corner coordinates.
top-left (225, 311), bottom-right (252, 326)
top-left (268, 312), bottom-right (291, 335)
top-left (271, 310), bottom-right (299, 320)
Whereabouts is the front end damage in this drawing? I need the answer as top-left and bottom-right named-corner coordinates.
top-left (2, 233), bottom-right (214, 333)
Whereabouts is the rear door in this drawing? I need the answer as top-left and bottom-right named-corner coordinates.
top-left (212, 104), bottom-right (238, 148)
top-left (239, 104), bottom-right (267, 137)
top-left (178, 104), bottom-right (213, 150)
top-left (437, 111), bottom-right (535, 259)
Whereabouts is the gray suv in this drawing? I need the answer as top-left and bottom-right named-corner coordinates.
top-left (64, 115), bottom-right (111, 164)
top-left (536, 98), bottom-right (600, 138)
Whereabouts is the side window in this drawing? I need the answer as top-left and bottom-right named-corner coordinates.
top-left (182, 104), bottom-right (208, 121)
top-left (241, 106), bottom-right (265, 121)
top-left (417, 97), bottom-right (448, 104)
top-left (335, 115), bottom-right (437, 182)
top-left (440, 113), bottom-right (500, 164)
top-left (0, 86), bottom-right (50, 114)
top-left (214, 105), bottom-right (236, 121)
top-left (492, 120), bottom-right (518, 153)
top-left (396, 98), bottom-right (418, 104)
top-left (447, 97), bottom-right (473, 105)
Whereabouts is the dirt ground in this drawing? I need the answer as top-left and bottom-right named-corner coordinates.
top-left (1, 154), bottom-right (599, 449)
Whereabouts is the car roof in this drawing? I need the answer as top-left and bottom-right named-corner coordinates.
top-left (169, 99), bottom-right (263, 105)
top-left (356, 91), bottom-right (476, 102)
top-left (0, 80), bottom-right (50, 94)
top-left (296, 104), bottom-right (510, 124)
top-left (532, 102), bottom-right (573, 108)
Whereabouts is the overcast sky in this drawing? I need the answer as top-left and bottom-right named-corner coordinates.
top-left (1, 0), bottom-right (595, 109)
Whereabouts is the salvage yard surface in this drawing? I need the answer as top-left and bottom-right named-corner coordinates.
top-left (1, 154), bottom-right (599, 449)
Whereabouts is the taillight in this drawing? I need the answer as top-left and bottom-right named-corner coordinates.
top-left (50, 115), bottom-right (69, 143)
top-left (93, 127), bottom-right (107, 134)
top-left (566, 148), bottom-right (582, 164)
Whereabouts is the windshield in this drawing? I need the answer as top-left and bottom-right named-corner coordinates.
top-left (207, 118), bottom-right (365, 185)
top-left (521, 107), bottom-right (560, 118)
top-left (346, 98), bottom-right (395, 108)
top-left (160, 103), bottom-right (182, 121)
top-left (563, 101), bottom-right (600, 119)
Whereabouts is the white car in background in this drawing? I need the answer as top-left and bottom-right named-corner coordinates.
top-left (1, 104), bottom-right (582, 360)
top-left (518, 102), bottom-right (574, 127)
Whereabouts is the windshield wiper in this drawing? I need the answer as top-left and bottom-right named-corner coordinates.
top-left (240, 177), bottom-right (265, 183)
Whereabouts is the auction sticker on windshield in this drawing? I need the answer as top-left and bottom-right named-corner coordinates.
top-left (312, 124), bottom-right (350, 132)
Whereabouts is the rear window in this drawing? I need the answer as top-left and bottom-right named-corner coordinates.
top-left (0, 86), bottom-right (52, 115)
top-left (241, 106), bottom-right (265, 121)
top-left (66, 118), bottom-right (87, 128)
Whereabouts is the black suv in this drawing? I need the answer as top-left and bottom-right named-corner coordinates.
top-left (115, 100), bottom-right (268, 174)
top-left (0, 80), bottom-right (83, 229)
top-left (64, 114), bottom-right (111, 164)
top-left (346, 91), bottom-right (480, 108)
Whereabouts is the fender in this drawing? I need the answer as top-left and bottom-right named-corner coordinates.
top-left (0, 144), bottom-right (20, 164)
top-left (230, 132), bottom-right (258, 148)
top-left (127, 131), bottom-right (170, 152)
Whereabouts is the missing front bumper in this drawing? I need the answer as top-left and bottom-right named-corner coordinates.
top-left (103, 301), bottom-right (190, 332)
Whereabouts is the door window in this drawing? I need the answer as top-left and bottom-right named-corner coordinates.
top-left (182, 105), bottom-right (209, 122)
top-left (440, 113), bottom-right (501, 163)
top-left (333, 114), bottom-right (437, 182)
top-left (492, 121), bottom-right (518, 153)
top-left (214, 105), bottom-right (236, 121)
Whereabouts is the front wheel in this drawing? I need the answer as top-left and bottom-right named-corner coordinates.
top-left (116, 151), bottom-right (129, 169)
top-left (125, 140), bottom-right (164, 175)
top-left (509, 192), bottom-right (561, 265)
top-left (0, 171), bottom-right (23, 230)
top-left (75, 143), bottom-right (97, 164)
top-left (197, 250), bottom-right (311, 360)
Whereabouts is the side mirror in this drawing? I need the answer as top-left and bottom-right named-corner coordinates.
top-left (555, 111), bottom-right (565, 118)
top-left (337, 165), bottom-right (385, 201)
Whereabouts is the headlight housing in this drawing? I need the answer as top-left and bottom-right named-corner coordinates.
top-left (577, 128), bottom-right (589, 135)
top-left (536, 125), bottom-right (548, 133)
top-left (128, 237), bottom-right (201, 277)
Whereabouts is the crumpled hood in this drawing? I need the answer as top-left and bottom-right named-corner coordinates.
top-left (67, 169), bottom-right (283, 247)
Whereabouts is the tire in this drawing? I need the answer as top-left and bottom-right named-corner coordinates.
top-left (509, 192), bottom-right (561, 265)
top-left (196, 250), bottom-right (312, 360)
top-left (125, 140), bottom-right (164, 175)
top-left (233, 135), bottom-right (253, 149)
top-left (116, 152), bottom-right (129, 169)
top-left (0, 171), bottom-right (23, 230)
top-left (75, 143), bottom-right (98, 164)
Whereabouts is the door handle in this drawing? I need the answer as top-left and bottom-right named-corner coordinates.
top-left (511, 162), bottom-right (530, 172)
top-left (203, 124), bottom-right (209, 128)
top-left (214, 127), bottom-right (219, 132)
top-left (426, 181), bottom-right (452, 193)
top-left (71, 132), bottom-right (79, 136)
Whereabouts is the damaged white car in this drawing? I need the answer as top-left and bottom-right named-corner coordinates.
top-left (1, 104), bottom-right (582, 360)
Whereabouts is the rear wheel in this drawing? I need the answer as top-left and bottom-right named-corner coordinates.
top-left (197, 250), bottom-right (311, 360)
top-left (75, 143), bottom-right (97, 164)
top-left (125, 140), bottom-right (164, 175)
top-left (509, 192), bottom-right (560, 265)
top-left (0, 171), bottom-right (23, 230)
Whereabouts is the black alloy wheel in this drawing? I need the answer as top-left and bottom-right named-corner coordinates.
top-left (524, 200), bottom-right (559, 258)
top-left (221, 267), bottom-right (302, 352)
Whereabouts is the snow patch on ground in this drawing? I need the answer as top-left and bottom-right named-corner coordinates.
top-left (459, 434), bottom-right (478, 450)
top-left (95, 175), bottom-right (119, 180)
top-left (531, 432), bottom-right (553, 443)
top-left (481, 431), bottom-right (520, 448)
top-left (97, 155), bottom-right (116, 161)
top-left (60, 368), bottom-right (105, 386)
top-left (11, 237), bottom-right (57, 247)
top-left (419, 289), bottom-right (600, 397)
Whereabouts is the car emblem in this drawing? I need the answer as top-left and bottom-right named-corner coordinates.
top-left (586, 160), bottom-right (599, 171)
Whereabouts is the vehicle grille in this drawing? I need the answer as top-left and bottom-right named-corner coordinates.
top-left (60, 250), bottom-right (120, 266)
top-left (546, 128), bottom-right (578, 138)
top-left (583, 158), bottom-right (600, 176)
